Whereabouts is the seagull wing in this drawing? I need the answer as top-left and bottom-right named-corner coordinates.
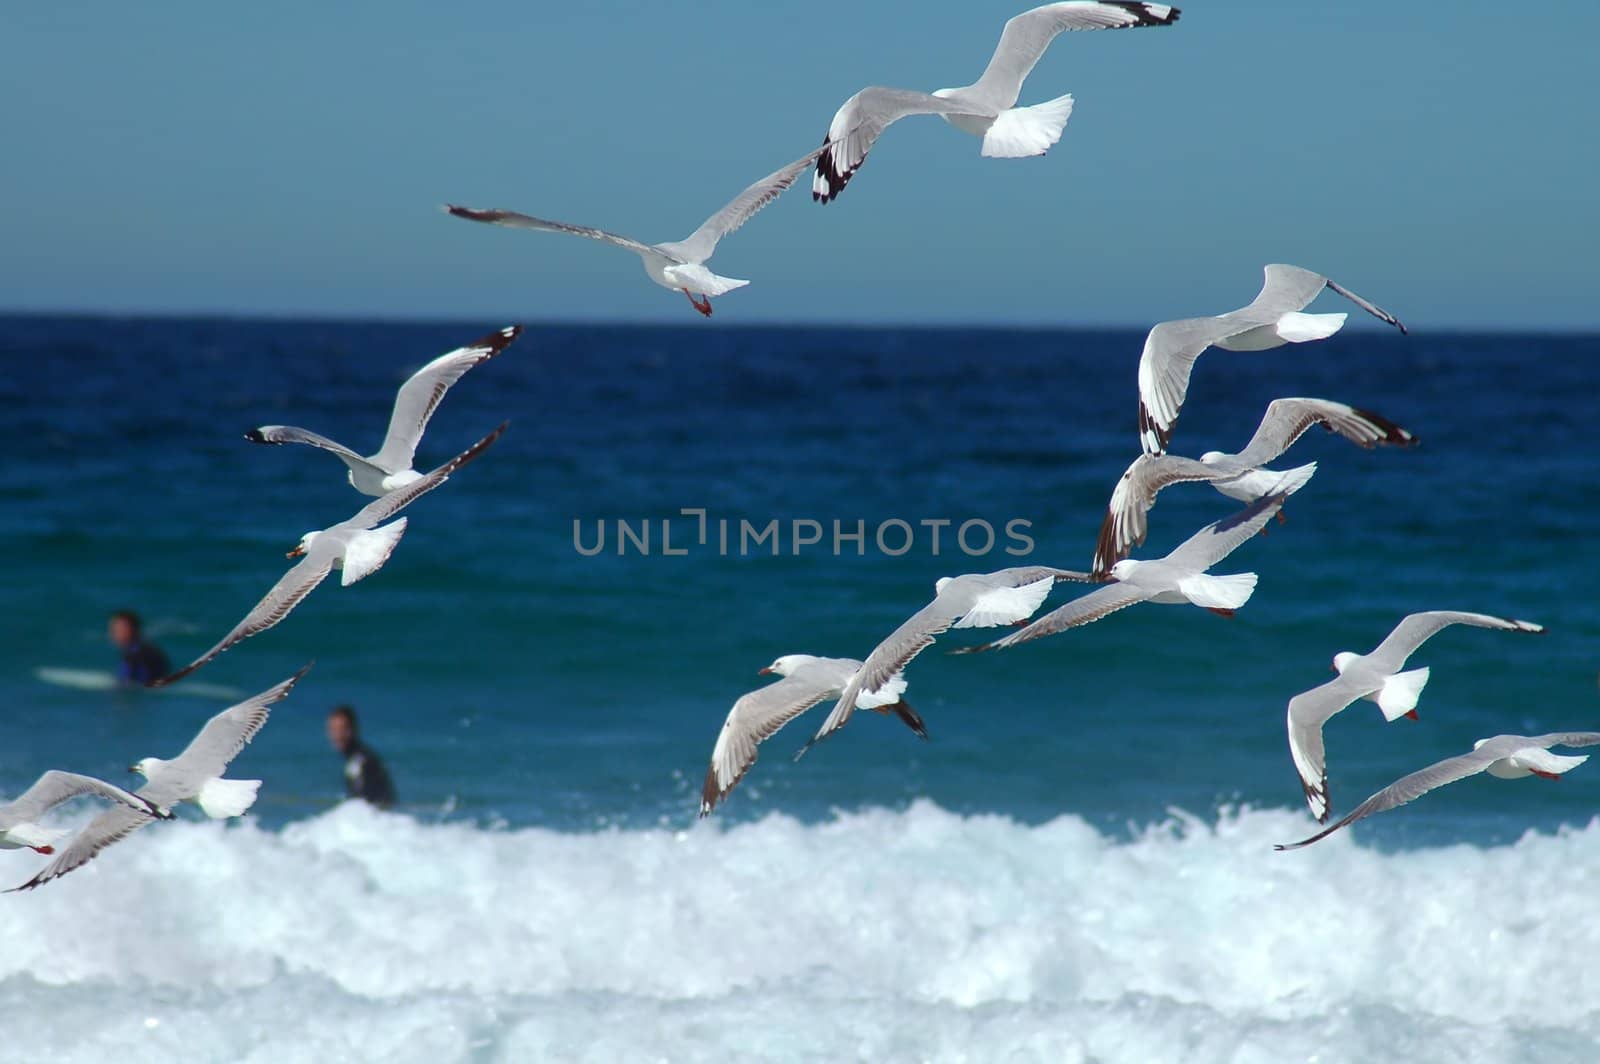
top-left (663, 149), bottom-right (823, 265)
top-left (1365, 611), bottom-right (1545, 674)
top-left (701, 670), bottom-right (840, 816)
top-left (150, 555), bottom-right (335, 687)
top-left (245, 425), bottom-right (368, 465)
top-left (341, 421), bottom-right (507, 531)
top-left (1093, 453), bottom-right (1219, 572)
top-left (0, 771), bottom-right (158, 827)
top-left (1232, 397), bottom-right (1417, 468)
top-left (165, 667), bottom-right (311, 789)
top-left (372, 326), bottom-right (521, 472)
top-left (970, 1), bottom-right (1180, 108)
top-left (7, 804), bottom-right (155, 892)
top-left (1163, 491), bottom-right (1289, 571)
top-left (813, 87), bottom-right (994, 204)
top-left (1286, 673), bottom-right (1373, 823)
top-left (444, 206), bottom-right (658, 255)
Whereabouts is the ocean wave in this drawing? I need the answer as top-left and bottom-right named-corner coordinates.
top-left (4, 801), bottom-right (1599, 1063)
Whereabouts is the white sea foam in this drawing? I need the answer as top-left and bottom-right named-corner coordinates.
top-left (3, 801), bottom-right (1599, 1063)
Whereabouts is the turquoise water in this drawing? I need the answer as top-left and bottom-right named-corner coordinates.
top-left (2, 316), bottom-right (1598, 1061)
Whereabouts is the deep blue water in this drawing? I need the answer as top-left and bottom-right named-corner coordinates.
top-left (3, 315), bottom-right (1597, 844)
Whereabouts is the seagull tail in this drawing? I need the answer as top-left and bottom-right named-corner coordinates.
top-left (1376, 667), bottom-right (1431, 722)
top-left (197, 777), bottom-right (261, 819)
top-left (982, 93), bottom-right (1074, 159)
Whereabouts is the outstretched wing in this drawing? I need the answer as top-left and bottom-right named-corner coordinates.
top-left (809, 599), bottom-right (955, 745)
top-left (150, 557), bottom-right (334, 687)
top-left (813, 88), bottom-right (993, 204)
top-left (1094, 452), bottom-right (1219, 572)
top-left (1285, 674), bottom-right (1371, 823)
top-left (244, 425), bottom-right (368, 465)
top-left (168, 666), bottom-right (311, 787)
top-left (701, 672), bottom-right (838, 816)
top-left (342, 421), bottom-right (508, 530)
top-left (372, 326), bottom-right (521, 472)
top-left (663, 150), bottom-right (823, 265)
top-left (8, 805), bottom-right (154, 892)
top-left (1366, 611), bottom-right (1544, 674)
top-left (444, 205), bottom-right (657, 255)
top-left (1233, 397), bottom-right (1416, 469)
top-left (1164, 492), bottom-right (1289, 571)
top-left (0, 771), bottom-right (158, 827)
top-left (971, 2), bottom-right (1180, 108)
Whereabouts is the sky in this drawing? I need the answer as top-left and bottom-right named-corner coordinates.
top-left (2, 1), bottom-right (1597, 329)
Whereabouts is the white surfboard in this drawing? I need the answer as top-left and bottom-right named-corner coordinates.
top-left (35, 667), bottom-right (242, 701)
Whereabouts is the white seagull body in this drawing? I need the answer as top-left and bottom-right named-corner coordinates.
top-left (807, 566), bottom-right (1096, 747)
top-left (1286, 611), bottom-right (1546, 822)
top-left (959, 493), bottom-right (1293, 654)
top-left (0, 772), bottom-right (161, 855)
top-left (247, 326), bottom-right (521, 496)
top-left (1276, 732), bottom-right (1600, 851)
top-left (1095, 397), bottom-right (1417, 571)
top-left (813, 1), bottom-right (1180, 203)
top-left (11, 668), bottom-right (307, 891)
top-left (701, 654), bottom-right (925, 816)
top-left (447, 150), bottom-right (821, 316)
top-left (1137, 265), bottom-right (1408, 455)
top-left (152, 423), bottom-right (506, 686)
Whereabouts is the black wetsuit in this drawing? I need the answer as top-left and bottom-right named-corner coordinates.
top-left (341, 741), bottom-right (396, 809)
top-left (118, 640), bottom-right (171, 685)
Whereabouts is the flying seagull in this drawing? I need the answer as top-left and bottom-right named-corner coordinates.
top-left (151, 423), bottom-right (506, 686)
top-left (813, 1), bottom-right (1180, 203)
top-left (1286, 611), bottom-right (1546, 822)
top-left (957, 493), bottom-right (1292, 655)
top-left (1276, 732), bottom-right (1600, 851)
top-left (246, 325), bottom-right (520, 496)
top-left (1137, 264), bottom-right (1407, 455)
top-left (1, 772), bottom-right (163, 856)
top-left (10, 668), bottom-right (308, 891)
top-left (446, 149), bottom-right (820, 317)
top-left (805, 566), bottom-right (1097, 749)
top-left (1095, 397), bottom-right (1417, 572)
top-left (701, 654), bottom-right (926, 816)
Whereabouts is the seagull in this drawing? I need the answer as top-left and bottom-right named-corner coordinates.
top-left (446, 149), bottom-right (821, 317)
top-left (1286, 611), bottom-right (1546, 823)
top-left (1276, 732), bottom-right (1600, 851)
top-left (10, 668), bottom-right (307, 891)
top-left (805, 566), bottom-right (1097, 748)
top-left (812, 1), bottom-right (1180, 203)
top-left (956, 493), bottom-right (1291, 655)
top-left (1137, 264), bottom-right (1408, 455)
top-left (246, 325), bottom-right (521, 496)
top-left (1, 772), bottom-right (164, 856)
top-left (700, 654), bottom-right (926, 816)
top-left (151, 423), bottom-right (506, 686)
top-left (1095, 397), bottom-right (1417, 572)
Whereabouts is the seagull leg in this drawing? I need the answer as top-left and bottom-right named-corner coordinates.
top-left (683, 290), bottom-right (713, 317)
top-left (30, 845), bottom-right (53, 855)
top-left (1533, 769), bottom-right (1563, 780)
top-left (1276, 510), bottom-right (1288, 525)
top-left (1207, 608), bottom-right (1236, 619)
top-left (1404, 710), bottom-right (1420, 721)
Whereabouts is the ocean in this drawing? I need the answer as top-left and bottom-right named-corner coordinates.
top-left (1, 315), bottom-right (1597, 1061)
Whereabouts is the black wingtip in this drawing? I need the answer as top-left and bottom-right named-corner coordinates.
top-left (243, 428), bottom-right (268, 444)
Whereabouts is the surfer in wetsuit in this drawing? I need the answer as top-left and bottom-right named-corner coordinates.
top-left (326, 704), bottom-right (397, 809)
top-left (108, 610), bottom-right (170, 686)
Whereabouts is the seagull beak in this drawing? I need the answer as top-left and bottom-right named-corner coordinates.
top-left (287, 545), bottom-right (305, 558)
top-left (757, 667), bottom-right (774, 676)
top-left (127, 765), bottom-right (139, 774)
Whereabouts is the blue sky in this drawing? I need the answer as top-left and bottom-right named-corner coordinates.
top-left (2, 2), bottom-right (1596, 328)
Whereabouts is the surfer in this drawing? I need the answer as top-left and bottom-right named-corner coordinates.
top-left (326, 704), bottom-right (396, 809)
top-left (108, 610), bottom-right (171, 686)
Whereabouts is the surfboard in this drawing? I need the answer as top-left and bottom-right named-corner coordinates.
top-left (34, 667), bottom-right (242, 701)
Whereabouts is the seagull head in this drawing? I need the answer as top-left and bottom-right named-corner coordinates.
top-left (934, 577), bottom-right (954, 595)
top-left (1108, 559), bottom-right (1140, 582)
top-left (1332, 651), bottom-right (1358, 674)
top-left (128, 757), bottom-right (159, 779)
top-left (288, 531), bottom-right (320, 559)
top-left (760, 654), bottom-right (812, 678)
top-left (1199, 451), bottom-right (1227, 465)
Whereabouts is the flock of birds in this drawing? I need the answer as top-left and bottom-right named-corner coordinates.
top-left (6, 2), bottom-right (1591, 891)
